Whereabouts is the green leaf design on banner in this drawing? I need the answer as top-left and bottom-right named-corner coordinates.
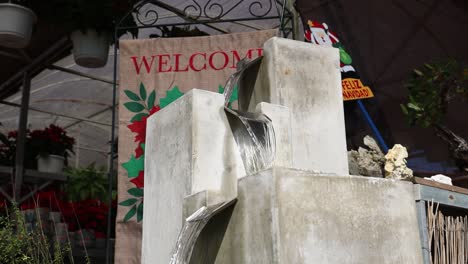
top-left (124, 102), bottom-right (145, 113)
top-left (137, 202), bottom-right (144, 222)
top-left (124, 90), bottom-right (140, 101)
top-left (141, 143), bottom-right (145, 151)
top-left (123, 205), bottom-right (137, 222)
top-left (160, 86), bottom-right (184, 108)
top-left (131, 113), bottom-right (149, 122)
top-left (119, 198), bottom-right (138, 206)
top-left (122, 155), bottom-right (144, 178)
top-left (147, 90), bottom-right (156, 109)
top-left (139, 83), bottom-right (147, 100)
top-left (128, 188), bottom-right (144, 197)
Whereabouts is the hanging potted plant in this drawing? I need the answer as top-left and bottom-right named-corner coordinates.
top-left (36, 0), bottom-right (138, 68)
top-left (30, 124), bottom-right (75, 173)
top-left (0, 0), bottom-right (37, 48)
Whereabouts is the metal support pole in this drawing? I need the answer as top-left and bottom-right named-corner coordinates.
top-left (286, 0), bottom-right (300, 39)
top-left (14, 73), bottom-right (31, 202)
top-left (415, 200), bottom-right (431, 264)
top-left (106, 35), bottom-right (119, 264)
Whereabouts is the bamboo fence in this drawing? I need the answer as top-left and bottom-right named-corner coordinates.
top-left (427, 201), bottom-right (467, 264)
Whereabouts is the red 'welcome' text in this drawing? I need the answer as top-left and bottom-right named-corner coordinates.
top-left (131, 48), bottom-right (263, 75)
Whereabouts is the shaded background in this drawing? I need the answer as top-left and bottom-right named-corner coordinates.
top-left (296, 0), bottom-right (468, 175)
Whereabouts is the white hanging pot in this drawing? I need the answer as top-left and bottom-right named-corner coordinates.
top-left (0, 3), bottom-right (37, 48)
top-left (70, 29), bottom-right (110, 68)
top-left (37, 154), bottom-right (65, 173)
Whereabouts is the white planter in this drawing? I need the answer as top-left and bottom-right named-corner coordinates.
top-left (95, 238), bottom-right (106, 249)
top-left (49, 211), bottom-right (62, 222)
top-left (0, 3), bottom-right (36, 48)
top-left (21, 209), bottom-right (36, 222)
top-left (52, 223), bottom-right (68, 245)
top-left (35, 207), bottom-right (49, 221)
top-left (70, 29), bottom-right (110, 68)
top-left (75, 229), bottom-right (95, 248)
top-left (37, 154), bottom-right (65, 173)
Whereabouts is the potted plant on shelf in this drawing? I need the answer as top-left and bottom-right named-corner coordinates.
top-left (64, 164), bottom-right (109, 202)
top-left (30, 124), bottom-right (75, 173)
top-left (63, 164), bottom-right (114, 248)
top-left (0, 0), bottom-right (37, 48)
top-left (0, 129), bottom-right (38, 169)
top-left (35, 0), bottom-right (139, 68)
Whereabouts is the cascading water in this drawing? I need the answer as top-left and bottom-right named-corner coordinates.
top-left (169, 57), bottom-right (275, 264)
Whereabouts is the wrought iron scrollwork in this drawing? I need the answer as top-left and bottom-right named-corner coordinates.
top-left (135, 1), bottom-right (160, 26)
top-left (183, 1), bottom-right (203, 19)
top-left (134, 0), bottom-right (278, 25)
top-left (201, 0), bottom-right (274, 20)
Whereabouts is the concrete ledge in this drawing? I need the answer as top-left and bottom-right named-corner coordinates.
top-left (217, 167), bottom-right (423, 264)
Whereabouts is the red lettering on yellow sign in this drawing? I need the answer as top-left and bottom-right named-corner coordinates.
top-left (341, 78), bottom-right (374, 100)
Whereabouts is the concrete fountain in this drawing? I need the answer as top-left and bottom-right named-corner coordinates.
top-left (142, 37), bottom-right (423, 264)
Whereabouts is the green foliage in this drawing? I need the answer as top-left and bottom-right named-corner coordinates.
top-left (64, 164), bottom-right (109, 202)
top-left (401, 59), bottom-right (468, 128)
top-left (0, 206), bottom-right (72, 264)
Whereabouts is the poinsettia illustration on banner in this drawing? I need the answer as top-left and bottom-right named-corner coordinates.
top-left (119, 83), bottom-right (238, 222)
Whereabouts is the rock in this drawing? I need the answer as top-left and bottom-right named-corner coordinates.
top-left (424, 174), bottom-right (452, 185)
top-left (363, 135), bottom-right (385, 164)
top-left (347, 150), bottom-right (361, 175)
top-left (384, 144), bottom-right (413, 181)
top-left (347, 135), bottom-right (384, 177)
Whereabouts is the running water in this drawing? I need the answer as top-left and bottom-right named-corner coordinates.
top-left (169, 57), bottom-right (275, 264)
top-left (224, 107), bottom-right (276, 175)
top-left (169, 200), bottom-right (235, 264)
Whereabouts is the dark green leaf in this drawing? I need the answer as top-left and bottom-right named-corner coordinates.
top-left (407, 103), bottom-right (421, 111)
top-left (123, 205), bottom-right (137, 222)
top-left (131, 113), bottom-right (149, 122)
top-left (147, 90), bottom-right (156, 109)
top-left (119, 198), bottom-right (138, 206)
top-left (137, 202), bottom-right (144, 222)
top-left (400, 104), bottom-right (408, 115)
top-left (128, 188), bottom-right (144, 197)
top-left (140, 83), bottom-right (147, 100)
top-left (124, 90), bottom-right (140, 101)
top-left (124, 102), bottom-right (145, 113)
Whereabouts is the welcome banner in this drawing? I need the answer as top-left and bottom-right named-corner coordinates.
top-left (115, 29), bottom-right (277, 263)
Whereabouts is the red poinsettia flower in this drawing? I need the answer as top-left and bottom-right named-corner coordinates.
top-left (130, 171), bottom-right (144, 188)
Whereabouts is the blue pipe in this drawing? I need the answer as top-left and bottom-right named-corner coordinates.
top-left (357, 100), bottom-right (389, 153)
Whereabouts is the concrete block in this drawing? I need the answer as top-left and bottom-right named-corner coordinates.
top-left (216, 168), bottom-right (423, 264)
top-left (255, 102), bottom-right (293, 168)
top-left (142, 89), bottom-right (245, 264)
top-left (250, 37), bottom-right (348, 175)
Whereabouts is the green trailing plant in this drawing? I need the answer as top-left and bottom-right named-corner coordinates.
top-left (64, 164), bottom-right (109, 202)
top-left (401, 59), bottom-right (468, 170)
top-left (0, 206), bottom-right (73, 264)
